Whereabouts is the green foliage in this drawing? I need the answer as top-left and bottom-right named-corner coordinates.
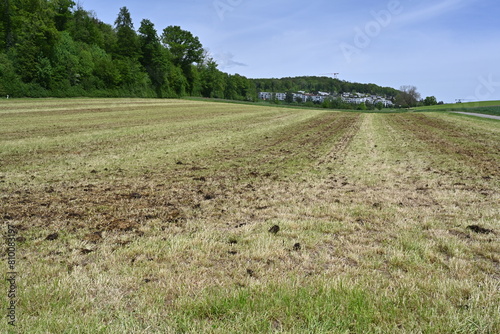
top-left (52, 31), bottom-right (81, 87)
top-left (114, 6), bottom-right (133, 29)
top-left (52, 0), bottom-right (75, 31)
top-left (114, 7), bottom-right (139, 59)
top-left (160, 25), bottom-right (205, 96)
top-left (223, 73), bottom-right (255, 101)
top-left (0, 1), bottom-right (400, 100)
top-left (68, 7), bottom-right (105, 48)
top-left (138, 19), bottom-right (170, 97)
top-left (0, 1), bottom-right (260, 99)
top-left (161, 25), bottom-right (204, 68)
top-left (424, 96), bottom-right (438, 106)
top-left (395, 85), bottom-right (421, 108)
top-left (168, 65), bottom-right (187, 97)
top-left (0, 51), bottom-right (23, 95)
top-left (252, 76), bottom-right (399, 97)
top-left (199, 57), bottom-right (225, 98)
top-left (0, 0), bottom-right (14, 50)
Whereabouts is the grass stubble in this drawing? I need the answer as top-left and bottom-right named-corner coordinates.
top-left (0, 99), bottom-right (498, 333)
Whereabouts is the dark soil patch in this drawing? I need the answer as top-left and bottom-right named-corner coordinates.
top-left (467, 225), bottom-right (494, 234)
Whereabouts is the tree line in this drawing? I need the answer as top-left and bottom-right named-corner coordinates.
top-left (0, 0), bottom-right (412, 103)
top-left (252, 76), bottom-right (399, 98)
top-left (0, 1), bottom-right (256, 99)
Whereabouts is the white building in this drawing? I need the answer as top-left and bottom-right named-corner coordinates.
top-left (259, 92), bottom-right (287, 101)
top-left (341, 93), bottom-right (394, 107)
top-left (259, 91), bottom-right (393, 106)
top-left (275, 93), bottom-right (286, 101)
top-left (259, 92), bottom-right (272, 100)
top-left (343, 97), bottom-right (367, 104)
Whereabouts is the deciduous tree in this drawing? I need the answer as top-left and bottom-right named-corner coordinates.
top-left (395, 85), bottom-right (421, 108)
top-left (199, 56), bottom-right (225, 98)
top-left (138, 19), bottom-right (171, 97)
top-left (161, 25), bottom-right (203, 68)
top-left (52, 0), bottom-right (75, 31)
top-left (424, 96), bottom-right (438, 106)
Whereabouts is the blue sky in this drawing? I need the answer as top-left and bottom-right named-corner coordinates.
top-left (79, 0), bottom-right (500, 102)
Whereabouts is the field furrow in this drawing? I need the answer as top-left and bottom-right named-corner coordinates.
top-left (388, 113), bottom-right (500, 176)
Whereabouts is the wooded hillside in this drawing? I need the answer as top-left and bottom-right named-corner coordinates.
top-left (0, 1), bottom-right (399, 100)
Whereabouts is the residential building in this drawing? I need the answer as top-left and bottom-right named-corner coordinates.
top-left (259, 91), bottom-right (393, 107)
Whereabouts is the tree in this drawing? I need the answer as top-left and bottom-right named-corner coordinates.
top-left (160, 26), bottom-right (204, 96)
top-left (168, 65), bottom-right (187, 97)
top-left (114, 6), bottom-right (133, 29)
top-left (199, 56), bottom-right (225, 98)
top-left (395, 85), bottom-right (421, 108)
top-left (114, 7), bottom-right (139, 59)
top-left (52, 31), bottom-right (80, 88)
top-left (0, 52), bottom-right (23, 96)
top-left (423, 96), bottom-right (438, 106)
top-left (375, 101), bottom-right (384, 110)
top-left (14, 0), bottom-right (59, 82)
top-left (0, 0), bottom-right (14, 50)
top-left (90, 45), bottom-right (121, 88)
top-left (365, 100), bottom-right (375, 110)
top-left (232, 73), bottom-right (253, 100)
top-left (98, 21), bottom-right (117, 54)
top-left (138, 19), bottom-right (159, 48)
top-left (68, 7), bottom-right (105, 48)
top-left (53, 0), bottom-right (75, 31)
top-left (161, 26), bottom-right (204, 68)
top-left (138, 19), bottom-right (171, 97)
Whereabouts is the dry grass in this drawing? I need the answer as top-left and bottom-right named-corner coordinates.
top-left (1, 99), bottom-right (499, 333)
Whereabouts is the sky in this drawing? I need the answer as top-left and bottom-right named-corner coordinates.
top-left (79, 0), bottom-right (500, 103)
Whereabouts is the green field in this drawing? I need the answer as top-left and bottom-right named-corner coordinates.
top-left (1, 98), bottom-right (499, 333)
top-left (416, 100), bottom-right (500, 116)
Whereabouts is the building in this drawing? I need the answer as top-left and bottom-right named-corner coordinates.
top-left (259, 92), bottom-right (273, 100)
top-left (259, 92), bottom-right (288, 101)
top-left (259, 91), bottom-right (393, 107)
top-left (275, 93), bottom-right (286, 101)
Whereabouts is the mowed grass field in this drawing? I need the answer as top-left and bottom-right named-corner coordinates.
top-left (415, 100), bottom-right (500, 116)
top-left (1, 98), bottom-right (499, 333)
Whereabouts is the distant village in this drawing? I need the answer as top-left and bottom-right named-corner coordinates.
top-left (259, 91), bottom-right (394, 107)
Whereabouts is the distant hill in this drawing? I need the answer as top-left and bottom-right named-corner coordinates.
top-left (250, 76), bottom-right (399, 97)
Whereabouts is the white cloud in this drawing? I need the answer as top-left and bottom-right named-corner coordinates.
top-left (394, 0), bottom-right (473, 25)
top-left (214, 52), bottom-right (248, 70)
